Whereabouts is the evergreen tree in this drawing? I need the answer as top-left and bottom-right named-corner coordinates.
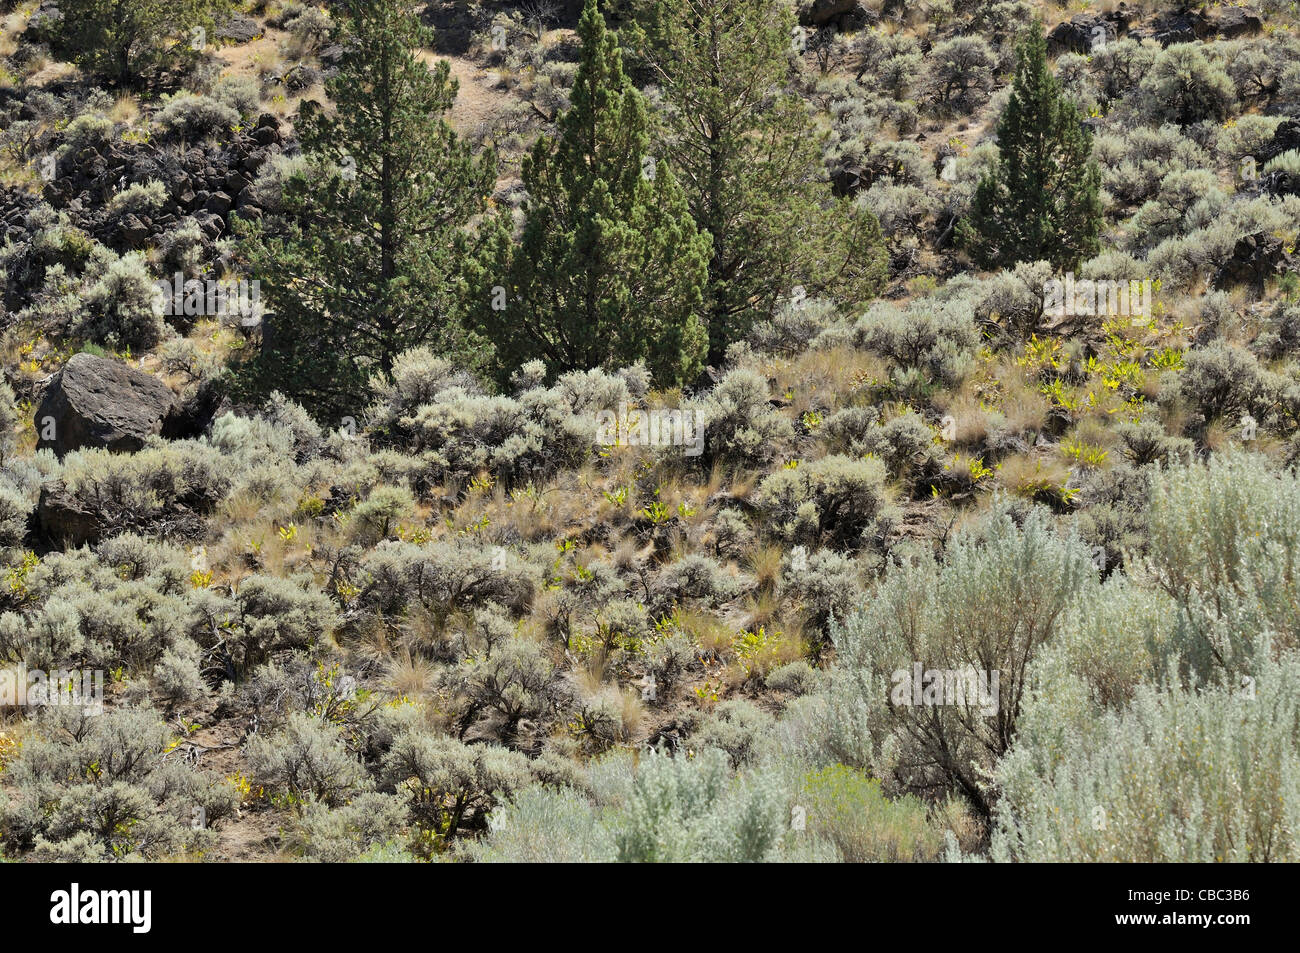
top-left (234, 0), bottom-right (497, 419)
top-left (56, 0), bottom-right (227, 86)
top-left (472, 0), bottom-right (711, 387)
top-left (624, 0), bottom-right (887, 365)
top-left (956, 24), bottom-right (1103, 271)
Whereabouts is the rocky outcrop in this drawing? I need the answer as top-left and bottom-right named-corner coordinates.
top-left (1214, 233), bottom-right (1297, 292)
top-left (36, 483), bottom-right (103, 547)
top-left (798, 0), bottom-right (868, 29)
top-left (216, 14), bottom-right (262, 43)
top-left (1257, 118), bottom-right (1300, 165)
top-left (1045, 5), bottom-right (1134, 55)
top-left (1262, 168), bottom-right (1300, 199)
top-left (43, 113), bottom-right (287, 254)
top-left (1132, 5), bottom-right (1262, 46)
top-left (34, 353), bottom-right (179, 457)
top-left (1216, 7), bottom-right (1264, 39)
top-left (1047, 15), bottom-right (1115, 55)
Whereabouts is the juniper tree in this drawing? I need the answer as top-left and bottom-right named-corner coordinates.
top-left (55, 0), bottom-right (228, 85)
top-left (472, 0), bottom-right (711, 388)
top-left (234, 0), bottom-right (497, 419)
top-left (956, 24), bottom-right (1102, 271)
top-left (623, 0), bottom-right (887, 364)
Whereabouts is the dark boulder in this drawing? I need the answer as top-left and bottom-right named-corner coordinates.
top-left (118, 213), bottom-right (150, 247)
top-left (1257, 118), bottom-right (1300, 165)
top-left (204, 191), bottom-right (233, 216)
top-left (1262, 168), bottom-right (1300, 199)
top-left (36, 483), bottom-right (104, 548)
top-left (34, 353), bottom-right (179, 457)
top-left (1148, 5), bottom-right (1216, 45)
top-left (1047, 16), bottom-right (1115, 56)
top-left (1216, 8), bottom-right (1262, 39)
top-left (1214, 233), bottom-right (1297, 292)
top-left (797, 0), bottom-right (865, 28)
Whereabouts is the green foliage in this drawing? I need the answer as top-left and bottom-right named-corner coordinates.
top-left (610, 748), bottom-right (790, 862)
top-left (799, 764), bottom-right (948, 862)
top-left (7, 0), bottom-right (1300, 868)
top-left (234, 0), bottom-right (498, 418)
top-left (1138, 44), bottom-right (1237, 126)
top-left (54, 0), bottom-right (227, 85)
top-left (0, 482), bottom-right (31, 550)
top-left (466, 784), bottom-right (613, 862)
top-left (380, 729), bottom-right (530, 842)
top-left (777, 546), bottom-right (861, 636)
top-left (692, 368), bottom-right (795, 469)
top-left (289, 792), bottom-right (410, 862)
top-left (346, 486), bottom-right (415, 546)
top-left (855, 298), bottom-right (978, 386)
top-left (995, 647), bottom-right (1300, 862)
top-left (923, 36), bottom-right (998, 112)
top-left (957, 24), bottom-right (1102, 270)
top-left (442, 636), bottom-right (563, 740)
top-left (473, 0), bottom-right (710, 387)
top-left (625, 0), bottom-right (887, 362)
top-left (1, 706), bottom-right (238, 858)
top-left (1139, 453), bottom-right (1300, 684)
top-left (363, 347), bottom-right (609, 489)
top-left (54, 440), bottom-right (229, 540)
top-left (228, 574), bottom-right (337, 673)
top-left (356, 539), bottom-right (536, 629)
top-left (246, 712), bottom-right (369, 808)
top-left (692, 699), bottom-right (774, 768)
top-left (756, 454), bottom-right (894, 550)
top-left (1179, 341), bottom-right (1280, 428)
top-left (77, 251), bottom-right (167, 351)
top-left (153, 93), bottom-right (239, 142)
top-left (825, 507), bottom-right (1094, 816)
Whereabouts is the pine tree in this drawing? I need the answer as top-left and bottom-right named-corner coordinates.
top-left (956, 24), bottom-right (1102, 271)
top-left (233, 0), bottom-right (497, 419)
top-left (624, 0), bottom-right (887, 365)
top-left (472, 0), bottom-right (711, 387)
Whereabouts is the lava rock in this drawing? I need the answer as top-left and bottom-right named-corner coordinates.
top-left (1148, 5), bottom-right (1216, 46)
top-left (34, 353), bottom-right (179, 457)
top-left (204, 191), bottom-right (233, 215)
top-left (216, 13), bottom-right (262, 43)
top-left (1047, 16), bottom-right (1115, 56)
top-left (1257, 118), bottom-right (1300, 164)
top-left (1214, 233), bottom-right (1297, 292)
top-left (1216, 7), bottom-right (1262, 39)
top-left (797, 0), bottom-right (865, 28)
top-left (36, 484), bottom-right (104, 547)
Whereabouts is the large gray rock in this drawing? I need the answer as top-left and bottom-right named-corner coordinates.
top-left (35, 353), bottom-right (179, 457)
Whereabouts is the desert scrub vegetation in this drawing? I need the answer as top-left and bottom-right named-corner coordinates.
top-left (1, 0), bottom-right (1300, 866)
